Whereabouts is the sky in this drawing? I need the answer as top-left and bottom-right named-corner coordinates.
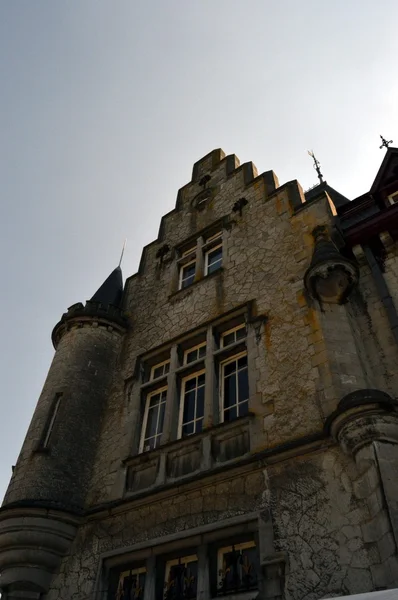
top-left (0, 0), bottom-right (398, 501)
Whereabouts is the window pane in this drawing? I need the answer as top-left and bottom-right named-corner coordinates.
top-left (186, 349), bottom-right (197, 364)
top-left (196, 418), bottom-right (203, 434)
top-left (224, 361), bottom-right (237, 377)
top-left (224, 406), bottom-right (237, 422)
top-left (222, 332), bottom-right (235, 347)
top-left (116, 570), bottom-right (146, 600)
top-left (164, 558), bottom-right (198, 600)
top-left (198, 373), bottom-right (205, 387)
top-left (164, 362), bottom-right (170, 375)
top-left (198, 344), bottom-right (206, 359)
top-left (181, 262), bottom-right (196, 289)
top-left (145, 406), bottom-right (159, 438)
top-left (207, 246), bottom-right (222, 274)
top-left (183, 390), bottom-right (196, 423)
top-left (153, 366), bottom-right (163, 379)
top-left (182, 422), bottom-right (194, 436)
top-left (158, 400), bottom-right (166, 432)
top-left (238, 367), bottom-right (249, 402)
top-left (238, 400), bottom-right (249, 417)
top-left (218, 545), bottom-right (258, 594)
top-left (185, 377), bottom-right (197, 392)
top-left (197, 386), bottom-right (204, 418)
top-left (236, 326), bottom-right (246, 341)
top-left (224, 373), bottom-right (236, 409)
top-left (237, 354), bottom-right (247, 369)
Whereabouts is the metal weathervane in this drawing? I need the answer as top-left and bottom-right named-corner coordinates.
top-left (308, 150), bottom-right (324, 184)
top-left (380, 135), bottom-right (393, 150)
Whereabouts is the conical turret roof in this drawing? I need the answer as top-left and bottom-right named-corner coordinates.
top-left (90, 266), bottom-right (123, 307)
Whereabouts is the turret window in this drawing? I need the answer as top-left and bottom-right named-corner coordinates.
top-left (40, 392), bottom-right (62, 450)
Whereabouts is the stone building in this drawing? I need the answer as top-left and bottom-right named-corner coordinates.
top-left (1, 147), bottom-right (398, 600)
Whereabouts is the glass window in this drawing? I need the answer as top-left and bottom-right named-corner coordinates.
top-left (150, 360), bottom-right (170, 381)
top-left (140, 387), bottom-right (167, 452)
top-left (164, 555), bottom-right (198, 600)
top-left (179, 261), bottom-right (196, 289)
top-left (221, 353), bottom-right (249, 422)
top-left (220, 324), bottom-right (246, 348)
top-left (115, 566), bottom-right (146, 600)
top-left (217, 541), bottom-right (258, 595)
top-left (184, 343), bottom-right (206, 365)
top-left (179, 372), bottom-right (205, 437)
top-left (205, 244), bottom-right (222, 275)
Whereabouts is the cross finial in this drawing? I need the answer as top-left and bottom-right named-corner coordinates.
top-left (380, 135), bottom-right (393, 150)
top-left (308, 150), bottom-right (324, 183)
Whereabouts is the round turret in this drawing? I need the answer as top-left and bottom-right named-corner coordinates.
top-left (0, 267), bottom-right (128, 598)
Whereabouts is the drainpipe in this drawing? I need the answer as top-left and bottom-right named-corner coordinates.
top-left (362, 244), bottom-right (398, 346)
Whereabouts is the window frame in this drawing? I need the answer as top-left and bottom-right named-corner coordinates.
top-left (219, 351), bottom-right (249, 424)
top-left (179, 257), bottom-right (197, 290)
top-left (220, 324), bottom-right (246, 348)
top-left (178, 369), bottom-right (206, 439)
top-left (204, 243), bottom-right (223, 276)
top-left (150, 359), bottom-right (170, 381)
top-left (216, 540), bottom-right (258, 595)
top-left (163, 553), bottom-right (199, 598)
top-left (115, 565), bottom-right (146, 599)
top-left (139, 385), bottom-right (168, 453)
top-left (183, 342), bottom-right (207, 365)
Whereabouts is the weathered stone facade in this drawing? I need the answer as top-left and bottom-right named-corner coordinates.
top-left (2, 148), bottom-right (398, 600)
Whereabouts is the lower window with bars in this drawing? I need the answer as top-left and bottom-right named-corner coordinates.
top-left (109, 538), bottom-right (259, 600)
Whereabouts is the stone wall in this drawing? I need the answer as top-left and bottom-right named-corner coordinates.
top-left (45, 444), bottom-right (398, 600)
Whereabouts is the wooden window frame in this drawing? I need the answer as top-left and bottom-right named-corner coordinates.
top-left (219, 351), bottom-right (249, 423)
top-left (139, 386), bottom-right (168, 453)
top-left (178, 370), bottom-right (206, 439)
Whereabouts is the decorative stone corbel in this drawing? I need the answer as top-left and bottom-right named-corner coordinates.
top-left (304, 225), bottom-right (359, 304)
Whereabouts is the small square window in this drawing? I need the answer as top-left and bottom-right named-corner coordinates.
top-left (164, 555), bottom-right (198, 600)
top-left (184, 343), bottom-right (206, 365)
top-left (217, 541), bottom-right (258, 595)
top-left (179, 260), bottom-right (196, 289)
top-left (150, 360), bottom-right (170, 381)
top-left (220, 324), bottom-right (246, 348)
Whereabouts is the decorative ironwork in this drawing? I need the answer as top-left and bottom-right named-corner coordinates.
top-left (164, 557), bottom-right (198, 600)
top-left (308, 150), bottom-right (324, 184)
top-left (115, 570), bottom-right (145, 600)
top-left (380, 134), bottom-right (393, 149)
top-left (218, 544), bottom-right (258, 595)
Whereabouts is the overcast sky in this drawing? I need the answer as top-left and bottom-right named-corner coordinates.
top-left (1, 0), bottom-right (397, 501)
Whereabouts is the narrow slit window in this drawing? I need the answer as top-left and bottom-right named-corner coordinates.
top-left (42, 393), bottom-right (62, 448)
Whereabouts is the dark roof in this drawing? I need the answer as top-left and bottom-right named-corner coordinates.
top-left (370, 146), bottom-right (398, 193)
top-left (90, 266), bottom-right (124, 307)
top-left (304, 181), bottom-right (350, 208)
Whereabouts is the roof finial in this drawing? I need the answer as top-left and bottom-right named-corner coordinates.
top-left (118, 239), bottom-right (127, 268)
top-left (379, 134), bottom-right (393, 150)
top-left (308, 150), bottom-right (324, 183)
